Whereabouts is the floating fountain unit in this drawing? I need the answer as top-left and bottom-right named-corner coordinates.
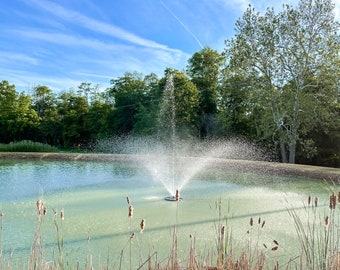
top-left (164, 189), bottom-right (182, 202)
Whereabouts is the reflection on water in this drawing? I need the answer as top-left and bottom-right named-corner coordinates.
top-left (0, 160), bottom-right (333, 268)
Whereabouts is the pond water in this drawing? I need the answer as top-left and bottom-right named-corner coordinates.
top-left (0, 159), bottom-right (335, 268)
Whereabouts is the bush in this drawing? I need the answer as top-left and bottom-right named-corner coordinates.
top-left (0, 140), bottom-right (59, 152)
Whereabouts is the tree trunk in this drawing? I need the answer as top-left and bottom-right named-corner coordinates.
top-left (289, 140), bottom-right (296, 164)
top-left (280, 142), bottom-right (288, 163)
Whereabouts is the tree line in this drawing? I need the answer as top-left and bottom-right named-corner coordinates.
top-left (0, 0), bottom-right (339, 167)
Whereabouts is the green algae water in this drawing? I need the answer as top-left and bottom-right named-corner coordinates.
top-left (0, 159), bottom-right (336, 268)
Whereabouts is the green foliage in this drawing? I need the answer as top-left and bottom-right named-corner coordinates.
top-left (0, 80), bottom-right (39, 142)
top-left (224, 0), bottom-right (340, 163)
top-left (187, 47), bottom-right (225, 137)
top-left (0, 140), bottom-right (59, 152)
top-left (0, 0), bottom-right (339, 166)
top-left (158, 69), bottom-right (200, 139)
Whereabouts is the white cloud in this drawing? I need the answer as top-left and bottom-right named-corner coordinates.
top-left (0, 52), bottom-right (39, 65)
top-left (25, 0), bottom-right (183, 53)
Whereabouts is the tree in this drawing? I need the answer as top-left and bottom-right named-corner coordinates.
top-left (187, 47), bottom-right (225, 137)
top-left (31, 85), bottom-right (59, 144)
top-left (107, 72), bottom-right (151, 134)
top-left (0, 80), bottom-right (39, 142)
top-left (224, 0), bottom-right (340, 163)
top-left (158, 69), bottom-right (200, 139)
top-left (57, 90), bottom-right (90, 147)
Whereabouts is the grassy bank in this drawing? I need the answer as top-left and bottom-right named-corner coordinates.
top-left (0, 141), bottom-right (59, 153)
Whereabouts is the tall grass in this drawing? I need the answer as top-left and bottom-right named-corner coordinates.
top-left (0, 141), bottom-right (59, 152)
top-left (286, 192), bottom-right (340, 269)
top-left (1, 191), bottom-right (340, 269)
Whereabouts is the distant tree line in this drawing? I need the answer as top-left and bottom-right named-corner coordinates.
top-left (0, 0), bottom-right (339, 167)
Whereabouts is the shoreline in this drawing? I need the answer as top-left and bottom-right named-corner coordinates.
top-left (0, 152), bottom-right (339, 181)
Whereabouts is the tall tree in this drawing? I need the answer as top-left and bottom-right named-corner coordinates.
top-left (187, 47), bottom-right (225, 137)
top-left (57, 90), bottom-right (90, 147)
top-left (107, 72), bottom-right (150, 134)
top-left (31, 85), bottom-right (59, 144)
top-left (224, 0), bottom-right (340, 163)
top-left (0, 80), bottom-right (39, 142)
top-left (158, 69), bottom-right (199, 139)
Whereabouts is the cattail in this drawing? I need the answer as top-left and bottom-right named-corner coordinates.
top-left (36, 199), bottom-right (44, 216)
top-left (261, 220), bottom-right (266, 228)
top-left (273, 240), bottom-right (279, 246)
top-left (308, 195), bottom-right (311, 206)
top-left (330, 192), bottom-right (337, 210)
top-left (314, 197), bottom-right (318, 207)
top-left (43, 207), bottom-right (47, 216)
top-left (140, 219), bottom-right (145, 233)
top-left (272, 246), bottom-right (279, 251)
top-left (175, 190), bottom-right (180, 201)
top-left (263, 243), bottom-right (267, 249)
top-left (325, 216), bottom-right (329, 227)
top-left (258, 217), bottom-right (261, 225)
top-left (130, 232), bottom-right (135, 240)
top-left (126, 196), bottom-right (131, 206)
top-left (250, 217), bottom-right (253, 227)
top-left (128, 205), bottom-right (133, 218)
top-left (221, 226), bottom-right (225, 239)
top-left (60, 208), bottom-right (64, 221)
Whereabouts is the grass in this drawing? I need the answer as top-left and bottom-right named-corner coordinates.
top-left (0, 141), bottom-right (59, 153)
top-left (1, 190), bottom-right (340, 269)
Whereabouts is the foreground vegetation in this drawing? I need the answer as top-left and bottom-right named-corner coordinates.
top-left (1, 189), bottom-right (340, 269)
top-left (0, 0), bottom-right (339, 167)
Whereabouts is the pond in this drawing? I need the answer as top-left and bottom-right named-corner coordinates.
top-left (0, 157), bottom-right (337, 268)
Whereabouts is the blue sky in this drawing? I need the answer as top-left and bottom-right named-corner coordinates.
top-left (1, 0), bottom-right (339, 93)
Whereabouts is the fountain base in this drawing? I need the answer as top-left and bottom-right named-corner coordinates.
top-left (164, 196), bottom-right (182, 202)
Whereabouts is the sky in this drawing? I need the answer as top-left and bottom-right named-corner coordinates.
top-left (1, 0), bottom-right (339, 93)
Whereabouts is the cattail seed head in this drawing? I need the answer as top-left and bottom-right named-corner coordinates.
top-left (36, 199), bottom-right (44, 216)
top-left (221, 226), bottom-right (225, 239)
top-left (60, 208), bottom-right (64, 221)
top-left (130, 232), bottom-right (135, 240)
top-left (140, 219), bottom-right (145, 233)
top-left (314, 197), bottom-right (318, 207)
top-left (175, 190), bottom-right (180, 201)
top-left (325, 216), bottom-right (329, 227)
top-left (250, 217), bottom-right (253, 227)
top-left (329, 192), bottom-right (337, 210)
top-left (273, 240), bottom-right (279, 246)
top-left (261, 220), bottom-right (266, 228)
top-left (308, 196), bottom-right (311, 206)
top-left (126, 196), bottom-right (131, 206)
top-left (128, 205), bottom-right (133, 218)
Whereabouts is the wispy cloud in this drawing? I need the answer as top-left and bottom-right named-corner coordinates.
top-left (10, 29), bottom-right (135, 52)
top-left (0, 51), bottom-right (39, 65)
top-left (25, 0), bottom-right (182, 53)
